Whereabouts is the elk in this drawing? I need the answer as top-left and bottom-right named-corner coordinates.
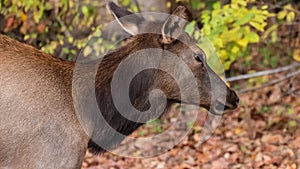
top-left (0, 2), bottom-right (239, 169)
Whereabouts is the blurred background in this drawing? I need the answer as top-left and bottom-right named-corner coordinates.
top-left (1, 0), bottom-right (299, 168)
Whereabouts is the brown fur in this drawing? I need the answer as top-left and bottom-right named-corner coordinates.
top-left (0, 2), bottom-right (239, 169)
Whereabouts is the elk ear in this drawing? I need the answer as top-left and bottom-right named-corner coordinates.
top-left (107, 1), bottom-right (144, 35)
top-left (161, 5), bottom-right (192, 44)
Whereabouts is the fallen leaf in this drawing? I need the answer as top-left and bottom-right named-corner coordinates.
top-left (21, 12), bottom-right (27, 22)
top-left (261, 134), bottom-right (284, 145)
top-left (235, 127), bottom-right (244, 135)
top-left (290, 135), bottom-right (300, 150)
top-left (5, 17), bottom-right (14, 31)
top-left (293, 49), bottom-right (300, 61)
top-left (37, 23), bottom-right (46, 33)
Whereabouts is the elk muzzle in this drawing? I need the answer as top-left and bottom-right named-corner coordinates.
top-left (212, 89), bottom-right (239, 115)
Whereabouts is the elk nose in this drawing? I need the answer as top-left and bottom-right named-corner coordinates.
top-left (235, 95), bottom-right (239, 105)
top-left (233, 91), bottom-right (239, 106)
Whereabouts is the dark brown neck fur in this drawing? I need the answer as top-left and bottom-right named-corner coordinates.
top-left (88, 34), bottom-right (171, 153)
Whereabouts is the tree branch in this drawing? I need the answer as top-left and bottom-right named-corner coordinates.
top-left (227, 63), bottom-right (300, 82)
top-left (238, 70), bottom-right (300, 93)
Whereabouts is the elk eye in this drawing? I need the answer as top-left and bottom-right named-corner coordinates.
top-left (194, 53), bottom-right (205, 63)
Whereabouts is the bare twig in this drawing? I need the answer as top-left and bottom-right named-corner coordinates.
top-left (227, 63), bottom-right (300, 82)
top-left (286, 88), bottom-right (300, 97)
top-left (238, 70), bottom-right (300, 94)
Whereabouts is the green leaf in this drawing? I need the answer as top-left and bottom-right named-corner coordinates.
top-left (194, 31), bottom-right (201, 40)
top-left (132, 5), bottom-right (139, 12)
top-left (235, 13), bottom-right (254, 26)
top-left (81, 6), bottom-right (89, 16)
top-left (245, 32), bottom-right (260, 43)
top-left (67, 55), bottom-right (73, 61)
top-left (33, 11), bottom-right (42, 23)
top-left (70, 49), bottom-right (77, 55)
top-left (62, 47), bottom-right (70, 54)
top-left (288, 120), bottom-right (296, 127)
top-left (191, 0), bottom-right (202, 10)
top-left (271, 31), bottom-right (278, 42)
top-left (288, 108), bottom-right (295, 115)
top-left (185, 21), bottom-right (196, 36)
top-left (213, 2), bottom-right (220, 10)
top-left (138, 131), bottom-right (146, 136)
top-left (121, 0), bottom-right (130, 6)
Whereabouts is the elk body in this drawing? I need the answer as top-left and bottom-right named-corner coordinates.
top-left (0, 2), bottom-right (239, 169)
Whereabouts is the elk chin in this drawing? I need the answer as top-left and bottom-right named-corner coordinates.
top-left (210, 100), bottom-right (237, 116)
top-left (169, 99), bottom-right (227, 116)
top-left (210, 106), bottom-right (226, 116)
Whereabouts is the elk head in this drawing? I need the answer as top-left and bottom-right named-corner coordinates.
top-left (107, 2), bottom-right (239, 116)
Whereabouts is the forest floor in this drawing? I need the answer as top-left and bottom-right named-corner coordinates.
top-left (1, 1), bottom-right (299, 169)
top-left (81, 74), bottom-right (300, 169)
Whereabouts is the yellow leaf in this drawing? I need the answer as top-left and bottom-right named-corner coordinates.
top-left (231, 46), bottom-right (240, 54)
top-left (24, 35), bottom-right (30, 41)
top-left (226, 18), bottom-right (234, 24)
top-left (166, 2), bottom-right (171, 8)
top-left (284, 4), bottom-right (294, 10)
top-left (250, 21), bottom-right (264, 31)
top-left (223, 5), bottom-right (230, 10)
top-left (220, 49), bottom-right (227, 58)
top-left (69, 1), bottom-right (74, 8)
top-left (213, 38), bottom-right (224, 48)
top-left (293, 49), bottom-right (300, 62)
top-left (224, 62), bottom-right (231, 70)
top-left (237, 1), bottom-right (247, 7)
top-left (269, 13), bottom-right (276, 17)
top-left (262, 24), bottom-right (278, 39)
top-left (231, 4), bottom-right (238, 9)
top-left (235, 127), bottom-right (243, 135)
top-left (237, 38), bottom-right (248, 48)
top-left (287, 12), bottom-right (295, 22)
top-left (261, 5), bottom-right (268, 9)
top-left (83, 46), bottom-right (92, 57)
top-left (68, 37), bottom-right (74, 43)
top-left (277, 10), bottom-right (287, 20)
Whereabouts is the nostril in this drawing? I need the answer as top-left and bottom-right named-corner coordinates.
top-left (231, 90), bottom-right (239, 105)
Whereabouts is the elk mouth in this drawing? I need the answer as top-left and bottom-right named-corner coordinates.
top-left (169, 99), bottom-right (237, 116)
top-left (210, 99), bottom-right (237, 116)
top-left (215, 102), bottom-right (231, 112)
